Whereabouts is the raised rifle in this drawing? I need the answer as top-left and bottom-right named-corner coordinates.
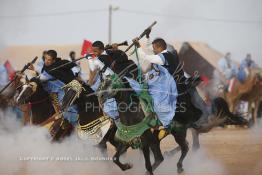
top-left (124, 21), bottom-right (157, 53)
top-left (0, 56), bottom-right (38, 95)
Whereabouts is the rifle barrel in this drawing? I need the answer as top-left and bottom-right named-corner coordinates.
top-left (124, 21), bottom-right (157, 53)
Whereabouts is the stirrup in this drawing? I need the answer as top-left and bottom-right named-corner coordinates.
top-left (158, 128), bottom-right (169, 140)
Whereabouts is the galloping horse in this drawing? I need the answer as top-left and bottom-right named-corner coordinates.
top-left (98, 75), bottom-right (164, 175)
top-left (15, 78), bottom-right (73, 141)
top-left (240, 79), bottom-right (262, 125)
top-left (224, 68), bottom-right (262, 112)
top-left (178, 80), bottom-right (250, 151)
top-left (62, 81), bottom-right (118, 151)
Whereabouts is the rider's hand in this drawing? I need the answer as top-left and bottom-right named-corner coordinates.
top-left (111, 43), bottom-right (118, 50)
top-left (145, 28), bottom-right (151, 38)
top-left (28, 63), bottom-right (35, 71)
top-left (132, 37), bottom-right (141, 48)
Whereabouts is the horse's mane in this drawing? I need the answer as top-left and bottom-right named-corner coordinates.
top-left (29, 80), bottom-right (56, 124)
top-left (113, 77), bottom-right (145, 125)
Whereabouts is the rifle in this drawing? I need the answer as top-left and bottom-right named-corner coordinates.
top-left (124, 21), bottom-right (157, 53)
top-left (0, 56), bottom-right (38, 95)
top-left (48, 57), bottom-right (84, 72)
top-left (105, 41), bottom-right (128, 50)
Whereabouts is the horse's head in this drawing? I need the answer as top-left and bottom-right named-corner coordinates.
top-left (16, 77), bottom-right (38, 105)
top-left (97, 74), bottom-right (125, 105)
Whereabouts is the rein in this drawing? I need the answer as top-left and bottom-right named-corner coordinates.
top-left (29, 97), bottom-right (50, 106)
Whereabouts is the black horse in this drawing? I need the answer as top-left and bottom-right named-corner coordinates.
top-left (62, 81), bottom-right (120, 151)
top-left (163, 95), bottom-right (249, 158)
top-left (61, 76), bottom-right (164, 175)
top-left (98, 75), bottom-right (164, 175)
top-left (15, 78), bottom-right (73, 141)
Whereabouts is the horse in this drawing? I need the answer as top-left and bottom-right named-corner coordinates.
top-left (189, 79), bottom-right (249, 149)
top-left (60, 55), bottom-right (139, 153)
top-left (0, 71), bottom-right (24, 110)
top-left (0, 71), bottom-right (35, 124)
top-left (15, 78), bottom-right (73, 141)
top-left (98, 74), bottom-right (164, 175)
top-left (239, 77), bottom-right (262, 125)
top-left (222, 68), bottom-right (262, 112)
top-left (61, 75), bottom-right (165, 175)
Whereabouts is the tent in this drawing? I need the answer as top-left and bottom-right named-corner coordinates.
top-left (178, 42), bottom-right (223, 79)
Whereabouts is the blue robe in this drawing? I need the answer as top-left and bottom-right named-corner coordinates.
top-left (91, 74), bottom-right (119, 120)
top-left (125, 64), bottom-right (178, 128)
top-left (40, 71), bottom-right (78, 125)
top-left (218, 58), bottom-right (238, 80)
top-left (238, 58), bottom-right (258, 83)
top-left (0, 65), bottom-right (8, 87)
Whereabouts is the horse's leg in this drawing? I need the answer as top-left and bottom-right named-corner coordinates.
top-left (113, 144), bottom-right (132, 171)
top-left (97, 125), bottom-right (113, 154)
top-left (141, 140), bottom-right (153, 175)
top-left (191, 128), bottom-right (200, 151)
top-left (152, 129), bottom-right (181, 157)
top-left (247, 100), bottom-right (255, 127)
top-left (253, 99), bottom-right (260, 125)
top-left (97, 140), bottom-right (108, 156)
top-left (21, 104), bottom-right (30, 125)
top-left (107, 125), bottom-right (119, 149)
top-left (97, 124), bottom-right (119, 156)
top-left (171, 129), bottom-right (189, 174)
top-left (147, 130), bottom-right (164, 171)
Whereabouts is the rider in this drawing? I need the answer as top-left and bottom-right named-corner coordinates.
top-left (87, 41), bottom-right (119, 121)
top-left (34, 50), bottom-right (81, 125)
top-left (218, 52), bottom-right (238, 92)
top-left (238, 53), bottom-right (259, 83)
top-left (124, 36), bottom-right (178, 137)
top-left (127, 32), bottom-right (202, 138)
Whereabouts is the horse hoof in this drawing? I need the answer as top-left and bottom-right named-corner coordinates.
top-left (152, 159), bottom-right (164, 171)
top-left (177, 167), bottom-right (184, 174)
top-left (163, 151), bottom-right (172, 157)
top-left (121, 163), bottom-right (133, 171)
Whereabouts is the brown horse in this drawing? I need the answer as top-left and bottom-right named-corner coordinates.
top-left (224, 68), bottom-right (262, 112)
top-left (239, 79), bottom-right (262, 125)
top-left (0, 71), bottom-right (28, 123)
top-left (16, 77), bottom-right (73, 141)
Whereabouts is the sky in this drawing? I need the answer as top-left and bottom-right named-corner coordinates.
top-left (0, 0), bottom-right (261, 65)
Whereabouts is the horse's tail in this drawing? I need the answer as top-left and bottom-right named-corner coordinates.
top-left (211, 97), bottom-right (248, 126)
top-left (191, 97), bottom-right (227, 133)
top-left (211, 97), bottom-right (230, 118)
top-left (192, 97), bottom-right (247, 133)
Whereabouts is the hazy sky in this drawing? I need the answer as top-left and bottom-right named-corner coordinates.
top-left (0, 0), bottom-right (261, 65)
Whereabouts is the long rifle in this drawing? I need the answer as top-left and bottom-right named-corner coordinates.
top-left (48, 56), bottom-right (86, 72)
top-left (0, 56), bottom-right (38, 95)
top-left (124, 21), bottom-right (157, 53)
top-left (105, 41), bottom-right (128, 50)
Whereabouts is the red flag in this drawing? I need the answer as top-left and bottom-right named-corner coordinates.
top-left (200, 75), bottom-right (209, 86)
top-left (81, 39), bottom-right (93, 56)
top-left (4, 60), bottom-right (15, 80)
